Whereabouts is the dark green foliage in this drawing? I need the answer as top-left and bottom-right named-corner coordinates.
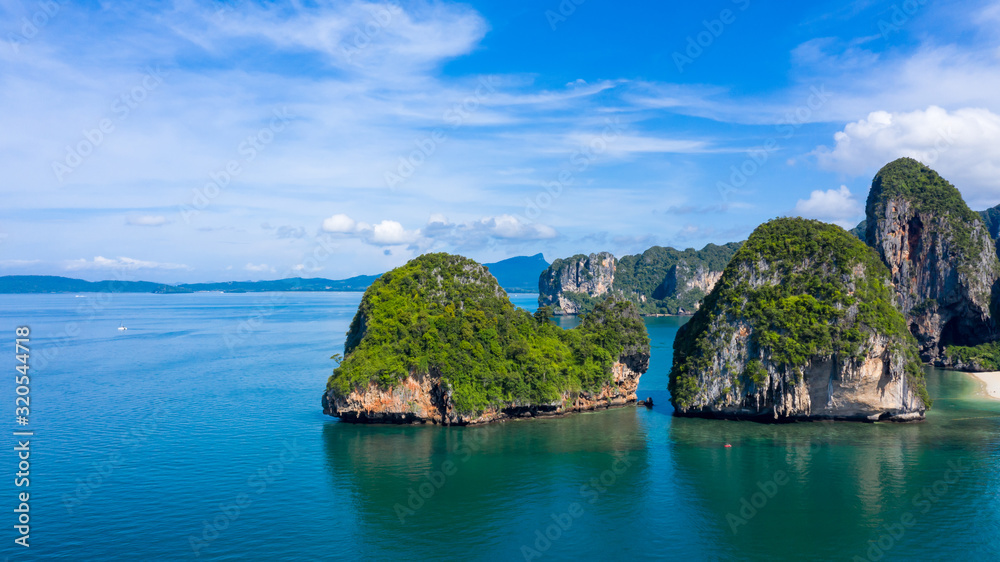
top-left (329, 253), bottom-right (650, 415)
top-left (670, 218), bottom-right (928, 409)
top-left (944, 341), bottom-right (1000, 371)
top-left (533, 306), bottom-right (553, 324)
top-left (744, 360), bottom-right (767, 385)
top-left (867, 158), bottom-right (979, 222)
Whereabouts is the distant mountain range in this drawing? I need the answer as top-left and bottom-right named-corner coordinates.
top-left (0, 254), bottom-right (550, 295)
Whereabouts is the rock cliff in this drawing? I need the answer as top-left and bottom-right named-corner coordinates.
top-left (865, 158), bottom-right (1000, 361)
top-left (654, 261), bottom-right (724, 312)
top-left (325, 253), bottom-right (650, 425)
top-left (323, 355), bottom-right (647, 425)
top-left (669, 218), bottom-right (928, 422)
top-left (537, 252), bottom-right (616, 314)
top-left (537, 243), bottom-right (741, 315)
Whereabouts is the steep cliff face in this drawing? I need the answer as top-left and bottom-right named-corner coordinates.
top-left (537, 252), bottom-right (616, 314)
top-left (669, 218), bottom-right (928, 422)
top-left (537, 243), bottom-right (741, 315)
top-left (654, 261), bottom-right (724, 312)
top-left (865, 158), bottom-right (1000, 361)
top-left (325, 254), bottom-right (650, 425)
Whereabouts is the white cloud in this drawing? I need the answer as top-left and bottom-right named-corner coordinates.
top-left (244, 263), bottom-right (275, 273)
top-left (322, 214), bottom-right (358, 233)
top-left (481, 215), bottom-right (557, 240)
top-left (65, 256), bottom-right (191, 271)
top-left (196, 1), bottom-right (489, 75)
top-left (794, 185), bottom-right (864, 229)
top-left (318, 213), bottom-right (557, 251)
top-left (422, 214), bottom-right (557, 249)
top-left (813, 106), bottom-right (1000, 207)
top-left (127, 215), bottom-right (168, 226)
top-left (367, 220), bottom-right (419, 245)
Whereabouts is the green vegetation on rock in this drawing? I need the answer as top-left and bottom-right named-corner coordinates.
top-left (613, 243), bottom-right (741, 306)
top-left (542, 243), bottom-right (743, 316)
top-left (328, 253), bottom-right (649, 415)
top-left (670, 218), bottom-right (929, 410)
top-left (944, 342), bottom-right (1000, 372)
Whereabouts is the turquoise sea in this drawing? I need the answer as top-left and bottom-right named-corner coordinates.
top-left (2, 292), bottom-right (999, 561)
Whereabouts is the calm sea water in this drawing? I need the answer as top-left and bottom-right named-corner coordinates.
top-left (1, 292), bottom-right (999, 561)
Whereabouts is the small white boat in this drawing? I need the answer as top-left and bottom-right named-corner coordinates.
top-left (118, 321), bottom-right (127, 331)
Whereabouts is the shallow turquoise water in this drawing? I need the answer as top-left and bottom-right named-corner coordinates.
top-left (1, 293), bottom-right (998, 560)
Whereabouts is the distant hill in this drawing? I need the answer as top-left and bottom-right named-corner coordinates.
top-left (850, 220), bottom-right (867, 241)
top-left (982, 204), bottom-right (1000, 240)
top-left (0, 276), bottom-right (193, 294)
top-left (179, 275), bottom-right (380, 293)
top-left (482, 253), bottom-right (550, 292)
top-left (0, 254), bottom-right (550, 294)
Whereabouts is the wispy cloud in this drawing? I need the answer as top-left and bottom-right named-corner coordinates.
top-left (65, 256), bottom-right (192, 271)
top-left (244, 262), bottom-right (275, 273)
top-left (127, 215), bottom-right (168, 226)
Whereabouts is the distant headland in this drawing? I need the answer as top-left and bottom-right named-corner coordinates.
top-left (0, 253), bottom-right (550, 295)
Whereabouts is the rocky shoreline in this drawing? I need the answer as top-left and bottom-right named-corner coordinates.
top-left (324, 356), bottom-right (650, 425)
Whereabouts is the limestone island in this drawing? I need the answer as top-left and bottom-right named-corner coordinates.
top-left (323, 253), bottom-right (650, 425)
top-left (669, 217), bottom-right (930, 422)
top-left (864, 157), bottom-right (1000, 365)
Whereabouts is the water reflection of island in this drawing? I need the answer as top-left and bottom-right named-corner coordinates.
top-left (322, 407), bottom-right (650, 559)
top-left (665, 370), bottom-right (1000, 561)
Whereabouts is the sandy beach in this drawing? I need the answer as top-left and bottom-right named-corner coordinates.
top-left (969, 372), bottom-right (1000, 400)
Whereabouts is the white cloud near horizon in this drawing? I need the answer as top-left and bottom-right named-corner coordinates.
top-left (244, 263), bottom-right (275, 273)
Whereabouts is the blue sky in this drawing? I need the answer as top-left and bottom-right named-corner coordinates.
top-left (3, 0), bottom-right (1000, 282)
